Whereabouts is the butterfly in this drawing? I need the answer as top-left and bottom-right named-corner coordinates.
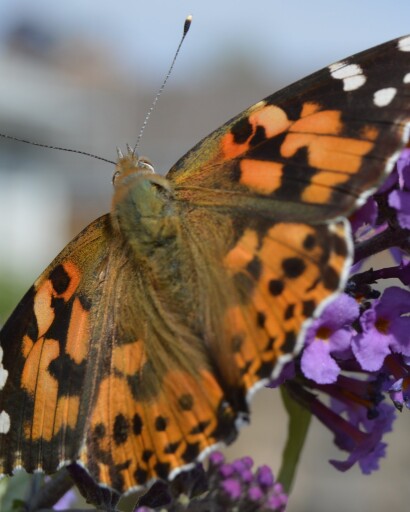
top-left (0, 34), bottom-right (409, 497)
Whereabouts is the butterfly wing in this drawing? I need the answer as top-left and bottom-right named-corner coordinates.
top-left (0, 215), bottom-right (112, 476)
top-left (168, 35), bottom-right (410, 222)
top-left (0, 213), bottom-right (237, 493)
top-left (164, 37), bottom-right (410, 403)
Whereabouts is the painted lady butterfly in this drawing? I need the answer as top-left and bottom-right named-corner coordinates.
top-left (0, 34), bottom-right (409, 497)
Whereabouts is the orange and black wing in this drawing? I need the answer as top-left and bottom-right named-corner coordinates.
top-left (168, 35), bottom-right (410, 223)
top-left (0, 215), bottom-right (111, 478)
top-left (0, 213), bottom-right (237, 494)
top-left (165, 36), bottom-right (410, 398)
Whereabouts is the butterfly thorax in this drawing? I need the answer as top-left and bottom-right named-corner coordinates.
top-left (111, 154), bottom-right (178, 259)
top-left (109, 153), bottom-right (202, 331)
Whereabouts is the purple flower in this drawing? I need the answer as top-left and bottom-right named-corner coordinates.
top-left (209, 451), bottom-right (225, 466)
top-left (396, 148), bottom-right (410, 187)
top-left (289, 379), bottom-right (395, 475)
top-left (329, 402), bottom-right (395, 474)
top-left (385, 355), bottom-right (410, 410)
top-left (213, 455), bottom-right (286, 511)
top-left (350, 196), bottom-right (378, 234)
top-left (301, 293), bottom-right (359, 383)
top-left (256, 465), bottom-right (274, 488)
top-left (221, 478), bottom-right (242, 500)
top-left (248, 485), bottom-right (263, 501)
top-left (352, 287), bottom-right (410, 371)
top-left (384, 149), bottom-right (410, 229)
top-left (134, 453), bottom-right (287, 511)
top-left (273, 147), bottom-right (410, 486)
top-left (388, 190), bottom-right (410, 229)
top-left (53, 489), bottom-right (77, 510)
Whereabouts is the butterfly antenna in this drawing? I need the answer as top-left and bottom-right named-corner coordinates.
top-left (133, 14), bottom-right (192, 154)
top-left (0, 133), bottom-right (116, 165)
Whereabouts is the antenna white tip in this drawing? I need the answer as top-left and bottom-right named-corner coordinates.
top-left (184, 15), bottom-right (193, 36)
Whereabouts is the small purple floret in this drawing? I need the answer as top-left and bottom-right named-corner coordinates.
top-left (219, 463), bottom-right (234, 478)
top-left (256, 465), bottom-right (274, 488)
top-left (221, 478), bottom-right (242, 500)
top-left (209, 451), bottom-right (225, 466)
top-left (248, 485), bottom-right (263, 501)
top-left (301, 293), bottom-right (359, 383)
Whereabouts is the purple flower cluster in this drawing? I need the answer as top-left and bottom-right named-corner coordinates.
top-left (276, 147), bottom-right (410, 476)
top-left (208, 452), bottom-right (287, 511)
top-left (135, 453), bottom-right (287, 512)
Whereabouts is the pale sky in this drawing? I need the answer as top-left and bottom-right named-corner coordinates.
top-left (0, 0), bottom-right (409, 87)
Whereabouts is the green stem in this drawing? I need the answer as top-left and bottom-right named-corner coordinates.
top-left (277, 385), bottom-right (311, 494)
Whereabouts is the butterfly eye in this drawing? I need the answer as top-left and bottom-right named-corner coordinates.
top-left (138, 157), bottom-right (155, 174)
top-left (112, 170), bottom-right (121, 185)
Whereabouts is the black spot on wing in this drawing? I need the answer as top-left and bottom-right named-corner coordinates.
top-left (93, 423), bottom-right (106, 439)
top-left (178, 394), bottom-right (194, 411)
top-left (49, 264), bottom-right (70, 295)
top-left (133, 413), bottom-right (143, 435)
top-left (134, 466), bottom-right (148, 485)
top-left (142, 449), bottom-right (154, 462)
top-left (182, 442), bottom-right (200, 463)
top-left (302, 300), bottom-right (316, 317)
top-left (332, 233), bottom-right (348, 257)
top-left (164, 441), bottom-right (181, 454)
top-left (323, 266), bottom-right (340, 290)
top-left (231, 116), bottom-right (253, 144)
top-left (189, 420), bottom-right (211, 435)
top-left (282, 330), bottom-right (297, 353)
top-left (45, 296), bottom-right (71, 343)
top-left (154, 461), bottom-right (171, 480)
top-left (155, 416), bottom-right (168, 432)
top-left (257, 311), bottom-right (266, 328)
top-left (269, 279), bottom-right (284, 296)
top-left (113, 414), bottom-right (129, 445)
top-left (256, 361), bottom-right (273, 379)
top-left (284, 304), bottom-right (295, 320)
top-left (303, 234), bottom-right (317, 251)
top-left (282, 257), bottom-right (306, 279)
top-left (49, 353), bottom-right (86, 397)
top-left (246, 256), bottom-right (262, 280)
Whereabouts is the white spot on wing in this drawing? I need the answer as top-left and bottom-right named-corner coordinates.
top-left (329, 61), bottom-right (346, 73)
top-left (329, 62), bottom-right (366, 91)
top-left (373, 87), bottom-right (397, 107)
top-left (0, 411), bottom-right (10, 434)
top-left (398, 35), bottom-right (410, 52)
top-left (0, 347), bottom-right (8, 390)
top-left (404, 72), bottom-right (410, 84)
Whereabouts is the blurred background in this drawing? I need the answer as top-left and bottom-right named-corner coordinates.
top-left (0, 0), bottom-right (409, 510)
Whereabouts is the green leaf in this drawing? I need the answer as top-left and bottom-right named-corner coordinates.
top-left (0, 474), bottom-right (30, 512)
top-left (277, 385), bottom-right (311, 494)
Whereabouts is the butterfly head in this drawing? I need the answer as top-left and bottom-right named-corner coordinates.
top-left (112, 145), bottom-right (155, 187)
top-left (111, 146), bottom-right (174, 246)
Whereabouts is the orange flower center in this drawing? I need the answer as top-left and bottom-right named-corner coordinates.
top-left (375, 317), bottom-right (390, 334)
top-left (316, 326), bottom-right (332, 340)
